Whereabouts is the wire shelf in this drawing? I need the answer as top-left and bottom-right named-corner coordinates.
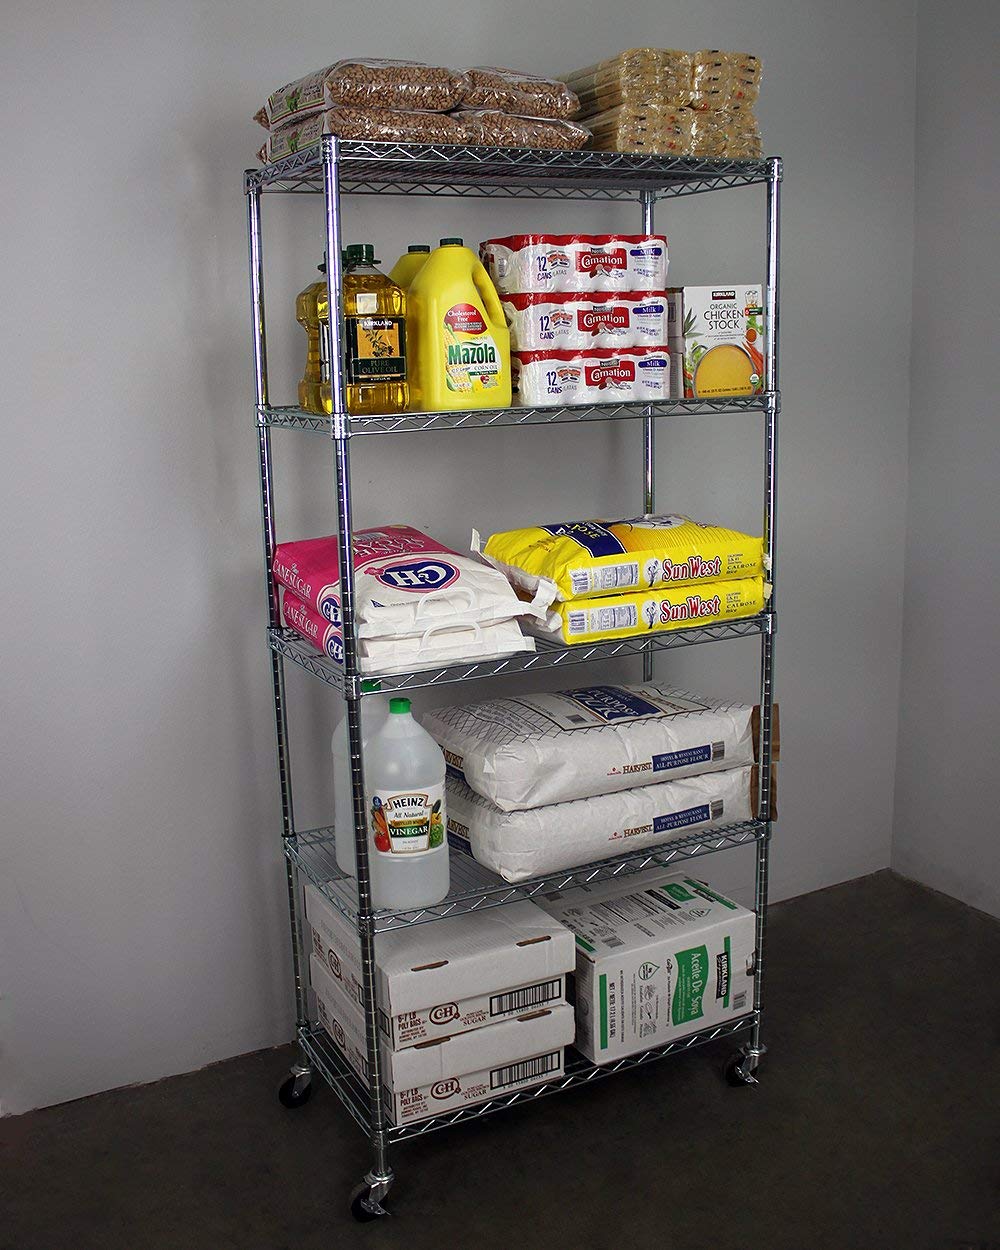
top-left (268, 613), bottom-right (772, 697)
top-left (286, 820), bottom-right (768, 932)
top-left (299, 1012), bottom-right (757, 1142)
top-left (245, 139), bottom-right (777, 200)
top-left (258, 393), bottom-right (771, 437)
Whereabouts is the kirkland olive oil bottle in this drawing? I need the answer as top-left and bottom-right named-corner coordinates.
top-left (338, 243), bottom-right (408, 416)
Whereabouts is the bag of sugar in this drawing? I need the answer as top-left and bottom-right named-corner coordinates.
top-left (273, 525), bottom-right (551, 641)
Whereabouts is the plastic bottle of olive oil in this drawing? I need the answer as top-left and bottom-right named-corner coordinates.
top-left (295, 258), bottom-right (328, 414)
top-left (341, 243), bottom-right (408, 416)
top-left (389, 244), bottom-right (430, 290)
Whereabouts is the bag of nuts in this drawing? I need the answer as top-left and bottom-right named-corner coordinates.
top-left (324, 58), bottom-right (468, 112)
top-left (460, 67), bottom-right (580, 119)
top-left (258, 106), bottom-right (473, 162)
top-left (458, 111), bottom-right (591, 150)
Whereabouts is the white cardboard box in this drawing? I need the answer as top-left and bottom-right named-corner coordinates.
top-left (304, 882), bottom-right (574, 1048)
top-left (310, 954), bottom-right (573, 1124)
top-left (536, 869), bottom-right (756, 1063)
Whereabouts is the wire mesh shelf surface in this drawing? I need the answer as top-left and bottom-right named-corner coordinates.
top-left (245, 139), bottom-right (776, 200)
top-left (258, 393), bottom-right (772, 436)
top-left (299, 1011), bottom-right (757, 1142)
top-left (268, 614), bottom-right (772, 697)
top-left (286, 820), bottom-right (768, 932)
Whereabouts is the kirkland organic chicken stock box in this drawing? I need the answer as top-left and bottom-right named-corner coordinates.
top-left (537, 870), bottom-right (756, 1062)
top-left (310, 955), bottom-right (574, 1125)
top-left (667, 286), bottom-right (764, 398)
top-left (304, 882), bottom-right (574, 1048)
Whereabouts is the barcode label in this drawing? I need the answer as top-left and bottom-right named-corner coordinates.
top-left (710, 799), bottom-right (724, 820)
top-left (711, 740), bottom-right (726, 760)
top-left (490, 979), bottom-right (562, 1017)
top-left (490, 1050), bottom-right (561, 1090)
top-left (733, 991), bottom-right (748, 1012)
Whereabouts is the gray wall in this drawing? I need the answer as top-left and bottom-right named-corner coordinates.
top-left (891, 0), bottom-right (1000, 917)
top-left (1, 0), bottom-right (916, 1114)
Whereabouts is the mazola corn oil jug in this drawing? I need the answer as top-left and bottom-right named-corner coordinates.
top-left (389, 244), bottom-right (431, 290)
top-left (406, 238), bottom-right (512, 411)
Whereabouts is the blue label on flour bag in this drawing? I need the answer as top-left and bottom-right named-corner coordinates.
top-left (653, 803), bottom-right (712, 834)
top-left (653, 744), bottom-right (713, 773)
top-left (541, 522), bottom-right (627, 558)
top-left (565, 685), bottom-right (663, 722)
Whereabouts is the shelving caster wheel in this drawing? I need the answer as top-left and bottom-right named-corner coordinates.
top-left (725, 1043), bottom-right (766, 1087)
top-left (350, 1172), bottom-right (393, 1222)
top-left (278, 1065), bottom-right (313, 1109)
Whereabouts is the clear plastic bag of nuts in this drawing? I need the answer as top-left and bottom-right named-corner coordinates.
top-left (457, 110), bottom-right (591, 150)
top-left (460, 67), bottom-right (580, 119)
top-left (258, 107), bottom-right (472, 162)
top-left (324, 58), bottom-right (469, 112)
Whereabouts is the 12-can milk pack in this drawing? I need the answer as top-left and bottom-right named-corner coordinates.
top-left (481, 234), bottom-right (668, 294)
top-left (311, 954), bottom-right (574, 1124)
top-left (304, 882), bottom-right (574, 1047)
top-left (502, 291), bottom-right (668, 351)
top-left (511, 347), bottom-right (670, 406)
top-left (422, 683), bottom-right (766, 811)
top-left (537, 869), bottom-right (756, 1062)
top-left (446, 765), bottom-right (757, 882)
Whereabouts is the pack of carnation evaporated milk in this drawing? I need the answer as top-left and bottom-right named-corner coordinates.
top-left (481, 234), bottom-right (668, 294)
top-left (502, 291), bottom-right (668, 351)
top-left (511, 346), bottom-right (671, 406)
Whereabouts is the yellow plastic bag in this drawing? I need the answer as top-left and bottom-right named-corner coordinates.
top-left (481, 514), bottom-right (764, 602)
top-left (533, 577), bottom-right (767, 644)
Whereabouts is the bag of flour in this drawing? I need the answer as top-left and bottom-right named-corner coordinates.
top-left (423, 683), bottom-right (765, 810)
top-left (273, 526), bottom-right (550, 641)
top-left (446, 766), bottom-right (757, 882)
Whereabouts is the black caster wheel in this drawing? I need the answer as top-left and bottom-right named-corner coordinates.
top-left (278, 1073), bottom-right (313, 1108)
top-left (350, 1182), bottom-right (390, 1222)
top-left (725, 1052), bottom-right (759, 1087)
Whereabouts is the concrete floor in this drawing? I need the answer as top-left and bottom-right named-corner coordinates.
top-left (2, 870), bottom-right (998, 1250)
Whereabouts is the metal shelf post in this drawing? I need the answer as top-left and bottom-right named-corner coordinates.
top-left (640, 189), bottom-right (656, 685)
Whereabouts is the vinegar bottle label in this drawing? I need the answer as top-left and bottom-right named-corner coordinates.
top-left (371, 784), bottom-right (445, 855)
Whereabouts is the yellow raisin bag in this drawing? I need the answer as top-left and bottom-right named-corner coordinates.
top-left (481, 514), bottom-right (764, 602)
top-left (534, 577), bottom-right (767, 644)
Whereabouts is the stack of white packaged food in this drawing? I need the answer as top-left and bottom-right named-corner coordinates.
top-left (304, 883), bottom-right (575, 1124)
top-left (272, 525), bottom-right (549, 674)
top-left (479, 234), bottom-right (670, 406)
top-left (423, 681), bottom-right (777, 882)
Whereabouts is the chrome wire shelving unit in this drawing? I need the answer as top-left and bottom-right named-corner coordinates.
top-left (245, 135), bottom-right (781, 1220)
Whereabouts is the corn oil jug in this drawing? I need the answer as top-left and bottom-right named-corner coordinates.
top-left (406, 238), bottom-right (511, 411)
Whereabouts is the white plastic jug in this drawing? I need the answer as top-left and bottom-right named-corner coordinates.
top-left (364, 697), bottom-right (450, 909)
top-left (332, 694), bottom-right (389, 876)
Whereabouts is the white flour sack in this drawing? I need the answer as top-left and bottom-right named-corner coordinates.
top-left (272, 525), bottom-right (551, 640)
top-left (422, 684), bottom-right (760, 811)
top-left (446, 766), bottom-right (756, 882)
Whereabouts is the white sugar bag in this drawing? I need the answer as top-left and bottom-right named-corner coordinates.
top-left (445, 766), bottom-right (756, 882)
top-left (423, 683), bottom-right (758, 811)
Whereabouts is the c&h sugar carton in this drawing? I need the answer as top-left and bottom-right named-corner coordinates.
top-left (537, 869), bottom-right (755, 1063)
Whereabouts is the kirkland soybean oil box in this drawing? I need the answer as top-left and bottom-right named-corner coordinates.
top-left (538, 869), bottom-right (756, 1062)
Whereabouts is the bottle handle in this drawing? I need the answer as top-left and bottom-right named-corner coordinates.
top-left (472, 259), bottom-right (506, 325)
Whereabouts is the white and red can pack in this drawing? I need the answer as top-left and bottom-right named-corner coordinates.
top-left (481, 234), bottom-right (668, 294)
top-left (502, 291), bottom-right (668, 351)
top-left (512, 346), bottom-right (671, 406)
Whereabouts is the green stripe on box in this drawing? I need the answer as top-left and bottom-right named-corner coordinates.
top-left (576, 935), bottom-right (596, 953)
top-left (599, 974), bottom-right (609, 1050)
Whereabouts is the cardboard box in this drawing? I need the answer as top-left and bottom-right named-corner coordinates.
top-left (304, 882), bottom-right (574, 1049)
top-left (310, 954), bottom-right (573, 1124)
top-left (666, 286), bottom-right (764, 398)
top-left (536, 869), bottom-right (756, 1063)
